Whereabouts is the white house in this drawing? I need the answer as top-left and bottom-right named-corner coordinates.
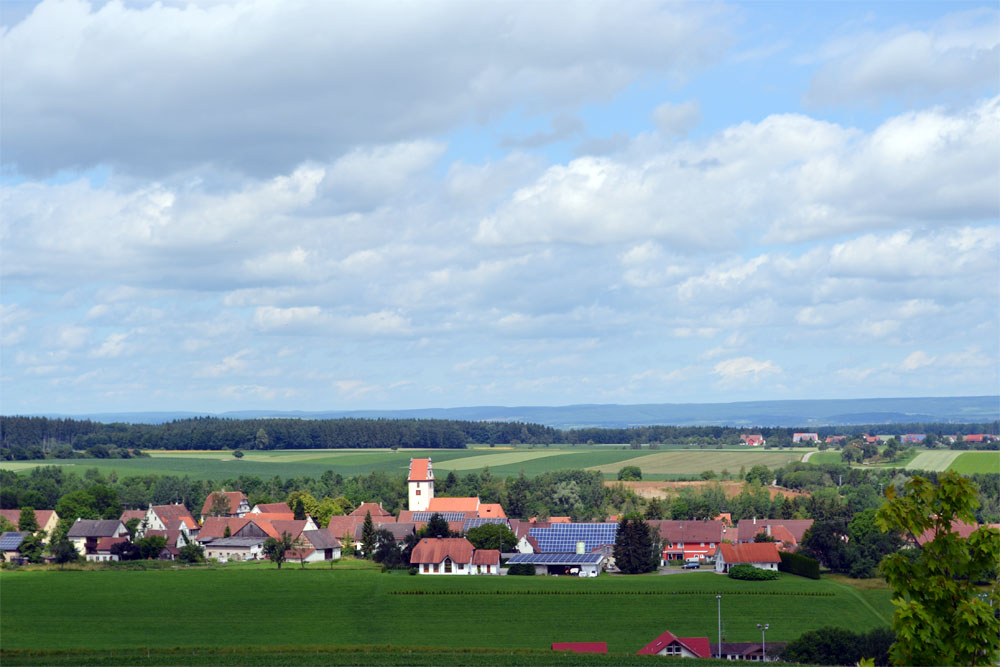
top-left (715, 543), bottom-right (781, 573)
top-left (410, 537), bottom-right (499, 575)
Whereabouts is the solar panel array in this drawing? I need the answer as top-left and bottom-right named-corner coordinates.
top-left (412, 512), bottom-right (467, 522)
top-left (0, 532), bottom-right (25, 551)
top-left (507, 552), bottom-right (603, 564)
top-left (529, 523), bottom-right (618, 553)
top-left (462, 518), bottom-right (510, 531)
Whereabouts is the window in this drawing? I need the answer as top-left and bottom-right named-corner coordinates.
top-left (423, 563), bottom-right (429, 573)
top-left (416, 490), bottom-right (421, 495)
top-left (444, 558), bottom-right (452, 573)
top-left (433, 563), bottom-right (439, 573)
top-left (477, 565), bottom-right (482, 574)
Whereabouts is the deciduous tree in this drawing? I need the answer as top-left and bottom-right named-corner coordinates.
top-left (876, 472), bottom-right (999, 666)
top-left (262, 532), bottom-right (294, 569)
top-left (17, 507), bottom-right (39, 532)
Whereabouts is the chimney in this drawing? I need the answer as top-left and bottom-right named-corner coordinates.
top-left (766, 525), bottom-right (772, 536)
top-left (753, 517), bottom-right (757, 525)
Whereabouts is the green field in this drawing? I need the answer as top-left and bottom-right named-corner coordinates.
top-left (0, 446), bottom-right (809, 481)
top-left (805, 451), bottom-right (843, 465)
top-left (0, 564), bottom-right (891, 657)
top-left (948, 451), bottom-right (1000, 475)
top-left (905, 450), bottom-right (964, 472)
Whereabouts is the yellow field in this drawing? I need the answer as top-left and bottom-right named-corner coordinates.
top-left (587, 450), bottom-right (804, 475)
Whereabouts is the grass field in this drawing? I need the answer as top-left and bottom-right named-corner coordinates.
top-left (948, 451), bottom-right (1000, 475)
top-left (805, 451), bottom-right (843, 465)
top-left (0, 564), bottom-right (891, 656)
top-left (905, 450), bottom-right (964, 472)
top-left (0, 446), bottom-right (809, 481)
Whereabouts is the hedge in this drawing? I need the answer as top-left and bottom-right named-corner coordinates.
top-left (779, 551), bottom-right (821, 579)
top-left (727, 563), bottom-right (780, 580)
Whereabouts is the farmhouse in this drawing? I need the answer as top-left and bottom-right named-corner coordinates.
top-left (792, 433), bottom-right (819, 443)
top-left (736, 518), bottom-right (813, 550)
top-left (93, 536), bottom-right (129, 562)
top-left (715, 542), bottom-right (781, 573)
top-left (649, 520), bottom-right (724, 563)
top-left (636, 630), bottom-right (711, 658)
top-left (143, 504), bottom-right (198, 534)
top-left (66, 519), bottom-right (128, 558)
top-left (410, 537), bottom-right (499, 575)
top-left (199, 490), bottom-right (250, 521)
top-left (250, 502), bottom-right (293, 517)
top-left (0, 509), bottom-right (60, 535)
top-left (740, 434), bottom-right (765, 447)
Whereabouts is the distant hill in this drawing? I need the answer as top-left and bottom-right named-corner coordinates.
top-left (28, 396), bottom-right (1000, 429)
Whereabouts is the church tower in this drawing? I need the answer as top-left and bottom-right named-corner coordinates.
top-left (408, 457), bottom-right (434, 512)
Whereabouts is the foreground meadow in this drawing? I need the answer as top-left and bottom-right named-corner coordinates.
top-left (1, 564), bottom-right (891, 657)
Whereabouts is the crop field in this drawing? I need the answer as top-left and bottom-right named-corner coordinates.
top-left (905, 450), bottom-right (964, 472)
top-left (0, 565), bottom-right (891, 658)
top-left (0, 447), bottom-right (808, 481)
top-left (588, 450), bottom-right (805, 477)
top-left (948, 451), bottom-right (1000, 475)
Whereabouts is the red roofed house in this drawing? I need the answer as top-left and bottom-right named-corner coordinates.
top-left (964, 434), bottom-right (994, 444)
top-left (913, 519), bottom-right (997, 546)
top-left (199, 490), bottom-right (250, 522)
top-left (93, 536), bottom-right (129, 562)
top-left (649, 520), bottom-right (724, 563)
top-left (143, 504), bottom-right (198, 535)
top-left (0, 509), bottom-right (60, 536)
top-left (479, 503), bottom-right (507, 518)
top-left (197, 517), bottom-right (251, 545)
top-left (552, 642), bottom-right (608, 654)
top-left (715, 542), bottom-right (781, 574)
top-left (427, 496), bottom-right (481, 514)
top-left (250, 502), bottom-right (293, 517)
top-left (740, 434), bottom-right (766, 447)
top-left (736, 518), bottom-right (813, 549)
top-left (410, 537), bottom-right (498, 575)
top-left (349, 502), bottom-right (394, 519)
top-left (119, 509), bottom-right (146, 525)
top-left (792, 433), bottom-right (819, 443)
top-left (408, 457), bottom-right (434, 512)
top-left (636, 630), bottom-right (711, 658)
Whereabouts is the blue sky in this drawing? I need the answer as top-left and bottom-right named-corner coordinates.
top-left (1, 0), bottom-right (997, 414)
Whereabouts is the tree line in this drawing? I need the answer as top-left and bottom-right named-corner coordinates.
top-left (3, 415), bottom-right (997, 459)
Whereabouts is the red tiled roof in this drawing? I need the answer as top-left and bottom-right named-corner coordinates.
top-left (252, 512), bottom-right (295, 522)
top-left (254, 502), bottom-right (292, 514)
top-left (119, 510), bottom-right (146, 524)
top-left (349, 502), bottom-right (393, 518)
top-left (651, 520), bottom-right (724, 544)
top-left (479, 503), bottom-right (506, 518)
top-left (408, 458), bottom-right (432, 481)
top-left (916, 519), bottom-right (982, 545)
top-left (552, 642), bottom-right (607, 654)
top-left (199, 491), bottom-right (248, 517)
top-left (549, 516), bottom-right (571, 523)
top-left (328, 515), bottom-right (363, 539)
top-left (719, 542), bottom-right (781, 564)
top-left (151, 505), bottom-right (197, 530)
top-left (410, 537), bottom-right (474, 565)
top-left (471, 549), bottom-right (500, 565)
top-left (145, 529), bottom-right (185, 547)
top-left (234, 518), bottom-right (280, 539)
top-left (198, 517), bottom-right (250, 540)
top-left (270, 520), bottom-right (310, 540)
top-left (428, 497), bottom-right (480, 513)
top-left (96, 536), bottom-right (129, 551)
top-left (636, 630), bottom-right (711, 658)
top-left (736, 519), bottom-right (813, 543)
top-left (0, 509), bottom-right (58, 529)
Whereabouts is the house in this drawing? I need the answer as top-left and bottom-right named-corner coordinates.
top-left (411, 537), bottom-right (501, 575)
top-left (792, 433), bottom-right (819, 443)
top-left (825, 435), bottom-right (846, 445)
top-left (649, 520), bottom-right (724, 563)
top-left (715, 542), bottom-right (781, 573)
top-left (250, 502), bottom-right (293, 516)
top-left (636, 630), bottom-right (711, 658)
top-left (901, 434), bottom-right (926, 444)
top-left (349, 502), bottom-right (394, 519)
top-left (0, 509), bottom-right (60, 535)
top-left (408, 457), bottom-right (434, 512)
top-left (913, 519), bottom-right (995, 546)
top-left (426, 497), bottom-right (481, 514)
top-left (144, 529), bottom-right (190, 549)
top-left (736, 518), bottom-right (813, 550)
top-left (93, 536), bottom-right (129, 562)
top-left (66, 519), bottom-right (128, 557)
top-left (119, 509), bottom-right (146, 525)
top-left (199, 490), bottom-right (250, 521)
top-left (552, 642), bottom-right (607, 654)
top-left (205, 537), bottom-right (266, 562)
top-left (0, 532), bottom-right (29, 561)
top-left (964, 434), bottom-right (994, 444)
top-left (196, 517), bottom-right (251, 544)
top-left (142, 504), bottom-right (198, 535)
top-left (510, 519), bottom-right (540, 554)
top-left (286, 530), bottom-right (342, 563)
top-left (711, 642), bottom-right (787, 662)
top-left (740, 434), bottom-right (766, 447)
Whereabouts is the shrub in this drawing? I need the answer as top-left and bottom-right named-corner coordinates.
top-left (779, 550), bottom-right (820, 579)
top-left (727, 563), bottom-right (779, 580)
top-left (506, 563), bottom-right (536, 575)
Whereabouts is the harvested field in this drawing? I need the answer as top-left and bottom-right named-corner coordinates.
top-left (609, 480), bottom-right (809, 500)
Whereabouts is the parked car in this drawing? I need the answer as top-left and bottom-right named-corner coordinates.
top-left (682, 561), bottom-right (700, 569)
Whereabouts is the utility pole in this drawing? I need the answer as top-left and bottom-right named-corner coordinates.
top-left (716, 595), bottom-right (722, 659)
top-left (757, 623), bottom-right (769, 662)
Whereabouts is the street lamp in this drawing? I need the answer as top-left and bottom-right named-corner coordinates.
top-left (716, 595), bottom-right (722, 659)
top-left (757, 623), bottom-right (769, 662)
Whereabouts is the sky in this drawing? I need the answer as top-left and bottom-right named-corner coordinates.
top-left (1, 0), bottom-right (998, 414)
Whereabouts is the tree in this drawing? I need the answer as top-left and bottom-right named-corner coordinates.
top-left (783, 626), bottom-right (894, 666)
top-left (420, 512), bottom-right (451, 539)
top-left (292, 498), bottom-right (307, 521)
top-left (124, 517), bottom-right (141, 539)
top-left (135, 535), bottom-right (167, 560)
top-left (753, 531), bottom-right (776, 543)
top-left (262, 532), bottom-right (294, 569)
top-left (110, 540), bottom-right (141, 561)
top-left (876, 472), bottom-right (1000, 666)
top-left (232, 449), bottom-right (244, 459)
top-left (18, 507), bottom-right (39, 533)
top-left (51, 538), bottom-right (80, 567)
top-left (360, 511), bottom-right (377, 556)
top-left (846, 508), bottom-right (902, 579)
top-left (254, 428), bottom-right (269, 450)
top-left (799, 520), bottom-right (849, 572)
top-left (0, 515), bottom-right (16, 533)
top-left (178, 541), bottom-right (205, 563)
top-left (613, 517), bottom-right (657, 574)
top-left (18, 533), bottom-right (46, 563)
top-left (617, 465), bottom-right (642, 481)
top-left (465, 523), bottom-right (517, 552)
top-left (745, 464), bottom-right (771, 486)
top-left (372, 529), bottom-right (404, 567)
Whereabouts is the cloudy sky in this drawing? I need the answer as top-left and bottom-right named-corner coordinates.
top-left (1, 0), bottom-right (998, 414)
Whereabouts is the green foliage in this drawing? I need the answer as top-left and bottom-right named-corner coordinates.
top-left (178, 541), bottom-right (205, 563)
top-left (420, 512), bottom-right (451, 539)
top-left (262, 532), bottom-right (294, 569)
top-left (292, 497), bottom-right (306, 521)
top-left (0, 515), bottom-right (16, 533)
top-left (371, 529), bottom-right (405, 567)
top-left (505, 563), bottom-right (536, 575)
top-left (753, 531), bottom-right (776, 543)
top-left (745, 464), bottom-right (771, 486)
top-left (134, 535), bottom-right (168, 560)
top-left (17, 533), bottom-right (46, 563)
top-left (617, 465), bottom-right (642, 481)
top-left (846, 509), bottom-right (902, 579)
top-left (727, 563), bottom-right (779, 580)
top-left (783, 626), bottom-right (894, 666)
top-left (465, 523), bottom-right (517, 552)
top-left (232, 449), bottom-right (244, 459)
top-left (360, 511), bottom-right (377, 556)
top-left (613, 518), bottom-right (657, 574)
top-left (50, 538), bottom-right (80, 565)
top-left (777, 551), bottom-right (820, 579)
top-left (876, 472), bottom-right (1000, 666)
top-left (17, 507), bottom-right (39, 532)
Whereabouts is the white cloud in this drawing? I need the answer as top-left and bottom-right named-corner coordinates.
top-left (713, 357), bottom-right (782, 385)
top-left (652, 99), bottom-right (701, 137)
top-left (91, 332), bottom-right (130, 358)
top-left (807, 9), bottom-right (1000, 106)
top-left (899, 350), bottom-right (936, 372)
